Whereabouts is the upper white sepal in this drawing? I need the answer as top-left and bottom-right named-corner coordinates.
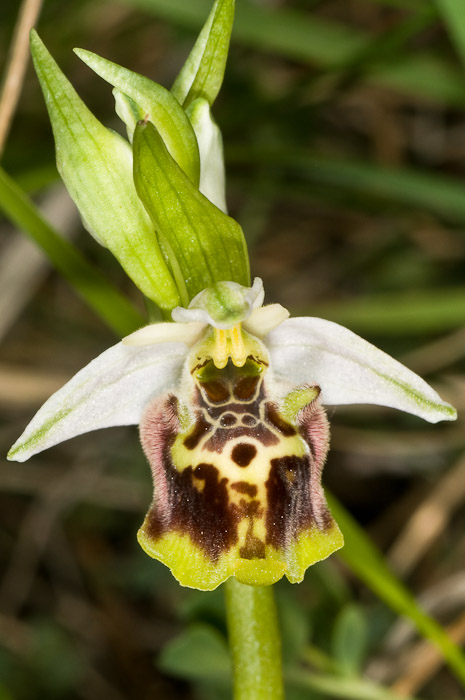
top-left (266, 317), bottom-right (456, 423)
top-left (187, 98), bottom-right (227, 213)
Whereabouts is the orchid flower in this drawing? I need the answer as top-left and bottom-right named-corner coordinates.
top-left (8, 277), bottom-right (455, 590)
top-left (10, 0), bottom-right (456, 593)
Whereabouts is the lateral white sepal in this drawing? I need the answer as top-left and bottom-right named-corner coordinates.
top-left (8, 341), bottom-right (188, 462)
top-left (266, 317), bottom-right (457, 423)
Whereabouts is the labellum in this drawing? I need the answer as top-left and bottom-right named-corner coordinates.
top-left (138, 322), bottom-right (343, 590)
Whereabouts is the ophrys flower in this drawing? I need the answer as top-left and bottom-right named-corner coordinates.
top-left (8, 279), bottom-right (456, 590)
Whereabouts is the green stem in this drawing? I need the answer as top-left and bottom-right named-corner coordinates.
top-left (225, 579), bottom-right (284, 700)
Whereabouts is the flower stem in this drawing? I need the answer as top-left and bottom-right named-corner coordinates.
top-left (225, 579), bottom-right (284, 700)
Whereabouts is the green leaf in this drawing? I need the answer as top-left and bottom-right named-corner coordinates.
top-left (0, 166), bottom-right (144, 337)
top-left (436, 0), bottom-right (465, 68)
top-left (328, 494), bottom-right (465, 687)
top-left (277, 590), bottom-right (310, 667)
top-left (332, 605), bottom-right (368, 676)
top-left (171, 0), bottom-right (235, 109)
top-left (158, 624), bottom-right (231, 682)
top-left (74, 48), bottom-right (200, 184)
top-left (133, 120), bottom-right (250, 303)
top-left (30, 30), bottom-right (180, 312)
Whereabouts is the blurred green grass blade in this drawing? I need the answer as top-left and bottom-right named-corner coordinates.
top-left (120, 0), bottom-right (465, 106)
top-left (0, 166), bottom-right (144, 336)
top-left (370, 53), bottom-right (465, 105)
top-left (302, 158), bottom-right (465, 223)
top-left (14, 162), bottom-right (59, 194)
top-left (328, 494), bottom-right (465, 687)
top-left (306, 286), bottom-right (465, 336)
top-left (230, 147), bottom-right (465, 225)
top-left (436, 0), bottom-right (465, 68)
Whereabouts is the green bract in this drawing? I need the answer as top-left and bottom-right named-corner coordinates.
top-left (30, 30), bottom-right (181, 312)
top-left (171, 0), bottom-right (235, 108)
top-left (30, 0), bottom-right (248, 315)
top-left (73, 49), bottom-right (201, 184)
top-left (133, 120), bottom-right (250, 303)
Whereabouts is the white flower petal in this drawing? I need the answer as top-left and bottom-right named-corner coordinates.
top-left (123, 321), bottom-right (207, 346)
top-left (8, 341), bottom-right (187, 462)
top-left (244, 304), bottom-right (290, 337)
top-left (266, 317), bottom-right (457, 423)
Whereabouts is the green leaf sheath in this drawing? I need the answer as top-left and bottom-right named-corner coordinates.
top-left (73, 49), bottom-right (200, 184)
top-left (171, 0), bottom-right (235, 109)
top-left (225, 580), bottom-right (284, 700)
top-left (328, 494), bottom-right (465, 687)
top-left (30, 30), bottom-right (181, 312)
top-left (0, 167), bottom-right (143, 337)
top-left (133, 120), bottom-right (250, 302)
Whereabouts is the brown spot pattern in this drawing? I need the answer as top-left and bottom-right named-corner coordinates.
top-left (231, 481), bottom-right (258, 497)
top-left (231, 442), bottom-right (257, 467)
top-left (233, 375), bottom-right (260, 400)
top-left (265, 454), bottom-right (332, 550)
top-left (265, 402), bottom-right (296, 436)
top-left (183, 412), bottom-right (212, 450)
top-left (201, 379), bottom-right (230, 403)
top-left (141, 356), bottom-right (333, 565)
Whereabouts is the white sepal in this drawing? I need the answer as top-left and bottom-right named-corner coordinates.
top-left (187, 98), bottom-right (227, 212)
top-left (8, 341), bottom-right (188, 462)
top-left (266, 317), bottom-right (457, 423)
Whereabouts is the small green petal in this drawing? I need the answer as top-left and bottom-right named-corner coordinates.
top-left (74, 48), bottom-right (200, 185)
top-left (30, 30), bottom-right (180, 311)
top-left (171, 0), bottom-right (235, 109)
top-left (133, 120), bottom-right (250, 302)
top-left (113, 88), bottom-right (145, 143)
